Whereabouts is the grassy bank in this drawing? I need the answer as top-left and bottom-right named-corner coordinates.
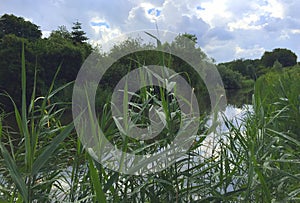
top-left (0, 48), bottom-right (299, 202)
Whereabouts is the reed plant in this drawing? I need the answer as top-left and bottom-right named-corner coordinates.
top-left (0, 43), bottom-right (74, 202)
top-left (0, 42), bottom-right (299, 202)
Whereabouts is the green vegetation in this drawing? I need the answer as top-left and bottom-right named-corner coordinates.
top-left (0, 14), bottom-right (92, 110)
top-left (0, 14), bottom-right (299, 202)
top-left (0, 14), bottom-right (298, 108)
top-left (261, 48), bottom-right (297, 68)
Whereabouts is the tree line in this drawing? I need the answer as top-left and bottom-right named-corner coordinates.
top-left (0, 13), bottom-right (298, 110)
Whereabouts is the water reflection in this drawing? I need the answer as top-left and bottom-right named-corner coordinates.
top-left (226, 88), bottom-right (253, 107)
top-left (197, 88), bottom-right (254, 158)
top-left (196, 88), bottom-right (253, 115)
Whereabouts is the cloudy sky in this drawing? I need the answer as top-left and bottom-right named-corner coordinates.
top-left (1, 0), bottom-right (299, 62)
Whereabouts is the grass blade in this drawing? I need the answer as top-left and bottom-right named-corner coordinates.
top-left (88, 155), bottom-right (107, 203)
top-left (0, 143), bottom-right (28, 201)
top-left (31, 122), bottom-right (74, 175)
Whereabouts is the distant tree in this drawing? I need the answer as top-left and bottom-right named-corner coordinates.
top-left (169, 33), bottom-right (209, 93)
top-left (217, 65), bottom-right (243, 89)
top-left (220, 58), bottom-right (265, 80)
top-left (71, 21), bottom-right (88, 43)
top-left (228, 59), bottom-right (247, 75)
top-left (34, 36), bottom-right (91, 86)
top-left (173, 33), bottom-right (198, 49)
top-left (49, 25), bottom-right (72, 40)
top-left (0, 14), bottom-right (42, 40)
top-left (261, 48), bottom-right (297, 67)
top-left (182, 33), bottom-right (197, 43)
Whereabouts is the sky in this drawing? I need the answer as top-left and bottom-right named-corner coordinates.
top-left (1, 0), bottom-right (299, 62)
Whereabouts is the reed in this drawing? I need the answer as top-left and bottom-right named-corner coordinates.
top-left (0, 43), bottom-right (299, 202)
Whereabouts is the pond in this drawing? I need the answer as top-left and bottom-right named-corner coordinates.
top-left (198, 87), bottom-right (254, 131)
top-left (217, 88), bottom-right (254, 130)
top-left (0, 87), bottom-right (255, 201)
top-left (198, 88), bottom-right (254, 157)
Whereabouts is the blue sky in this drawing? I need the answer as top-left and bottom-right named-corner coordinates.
top-left (1, 0), bottom-right (299, 62)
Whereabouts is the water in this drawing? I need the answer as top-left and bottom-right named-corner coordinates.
top-left (0, 88), bottom-right (254, 200)
top-left (198, 88), bottom-right (253, 153)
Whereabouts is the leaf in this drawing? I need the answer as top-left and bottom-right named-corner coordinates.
top-left (103, 173), bottom-right (119, 193)
top-left (144, 31), bottom-right (161, 48)
top-left (21, 42), bottom-right (32, 171)
top-left (0, 143), bottom-right (28, 201)
top-left (32, 122), bottom-right (74, 175)
top-left (88, 155), bottom-right (107, 203)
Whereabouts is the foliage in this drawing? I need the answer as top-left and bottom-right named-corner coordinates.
top-left (0, 44), bottom-right (74, 202)
top-left (0, 35), bottom-right (37, 109)
top-left (100, 35), bottom-right (209, 98)
top-left (71, 21), bottom-right (88, 44)
top-left (0, 14), bottom-right (299, 202)
top-left (244, 65), bottom-right (300, 201)
top-left (261, 48), bottom-right (297, 68)
top-left (254, 65), bottom-right (300, 137)
top-left (217, 64), bottom-right (243, 89)
top-left (0, 14), bottom-right (42, 40)
top-left (0, 35), bottom-right (299, 203)
top-left (220, 59), bottom-right (259, 80)
top-left (49, 25), bottom-right (72, 40)
top-left (173, 33), bottom-right (199, 48)
top-left (0, 17), bottom-right (92, 109)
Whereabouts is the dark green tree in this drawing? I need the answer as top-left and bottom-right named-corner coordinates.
top-left (0, 14), bottom-right (42, 40)
top-left (71, 21), bottom-right (88, 43)
top-left (261, 48), bottom-right (297, 67)
top-left (220, 59), bottom-right (263, 80)
top-left (0, 18), bottom-right (93, 108)
top-left (217, 65), bottom-right (243, 89)
top-left (0, 34), bottom-right (37, 109)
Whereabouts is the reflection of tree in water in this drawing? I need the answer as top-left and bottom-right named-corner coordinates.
top-left (195, 93), bottom-right (211, 114)
top-left (195, 88), bottom-right (253, 114)
top-left (226, 88), bottom-right (253, 108)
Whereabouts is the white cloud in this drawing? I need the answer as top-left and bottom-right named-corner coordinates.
top-left (228, 14), bottom-right (265, 31)
top-left (291, 29), bottom-right (300, 34)
top-left (234, 45), bottom-right (265, 59)
top-left (128, 3), bottom-right (162, 23)
top-left (0, 0), bottom-right (299, 62)
top-left (90, 17), bottom-right (110, 34)
top-left (260, 0), bottom-right (285, 19)
top-left (196, 0), bottom-right (232, 28)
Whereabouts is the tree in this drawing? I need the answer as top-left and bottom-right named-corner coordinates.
top-left (49, 25), bottom-right (72, 40)
top-left (173, 33), bottom-right (198, 49)
top-left (169, 33), bottom-right (209, 93)
top-left (0, 14), bottom-right (42, 40)
top-left (217, 65), bottom-right (243, 89)
top-left (71, 21), bottom-right (88, 43)
top-left (261, 48), bottom-right (297, 67)
top-left (0, 34), bottom-right (38, 109)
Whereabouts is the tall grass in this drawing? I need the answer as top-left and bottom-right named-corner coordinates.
top-left (0, 43), bottom-right (74, 202)
top-left (0, 43), bottom-right (299, 202)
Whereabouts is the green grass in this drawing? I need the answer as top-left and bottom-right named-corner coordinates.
top-left (0, 43), bottom-right (299, 202)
